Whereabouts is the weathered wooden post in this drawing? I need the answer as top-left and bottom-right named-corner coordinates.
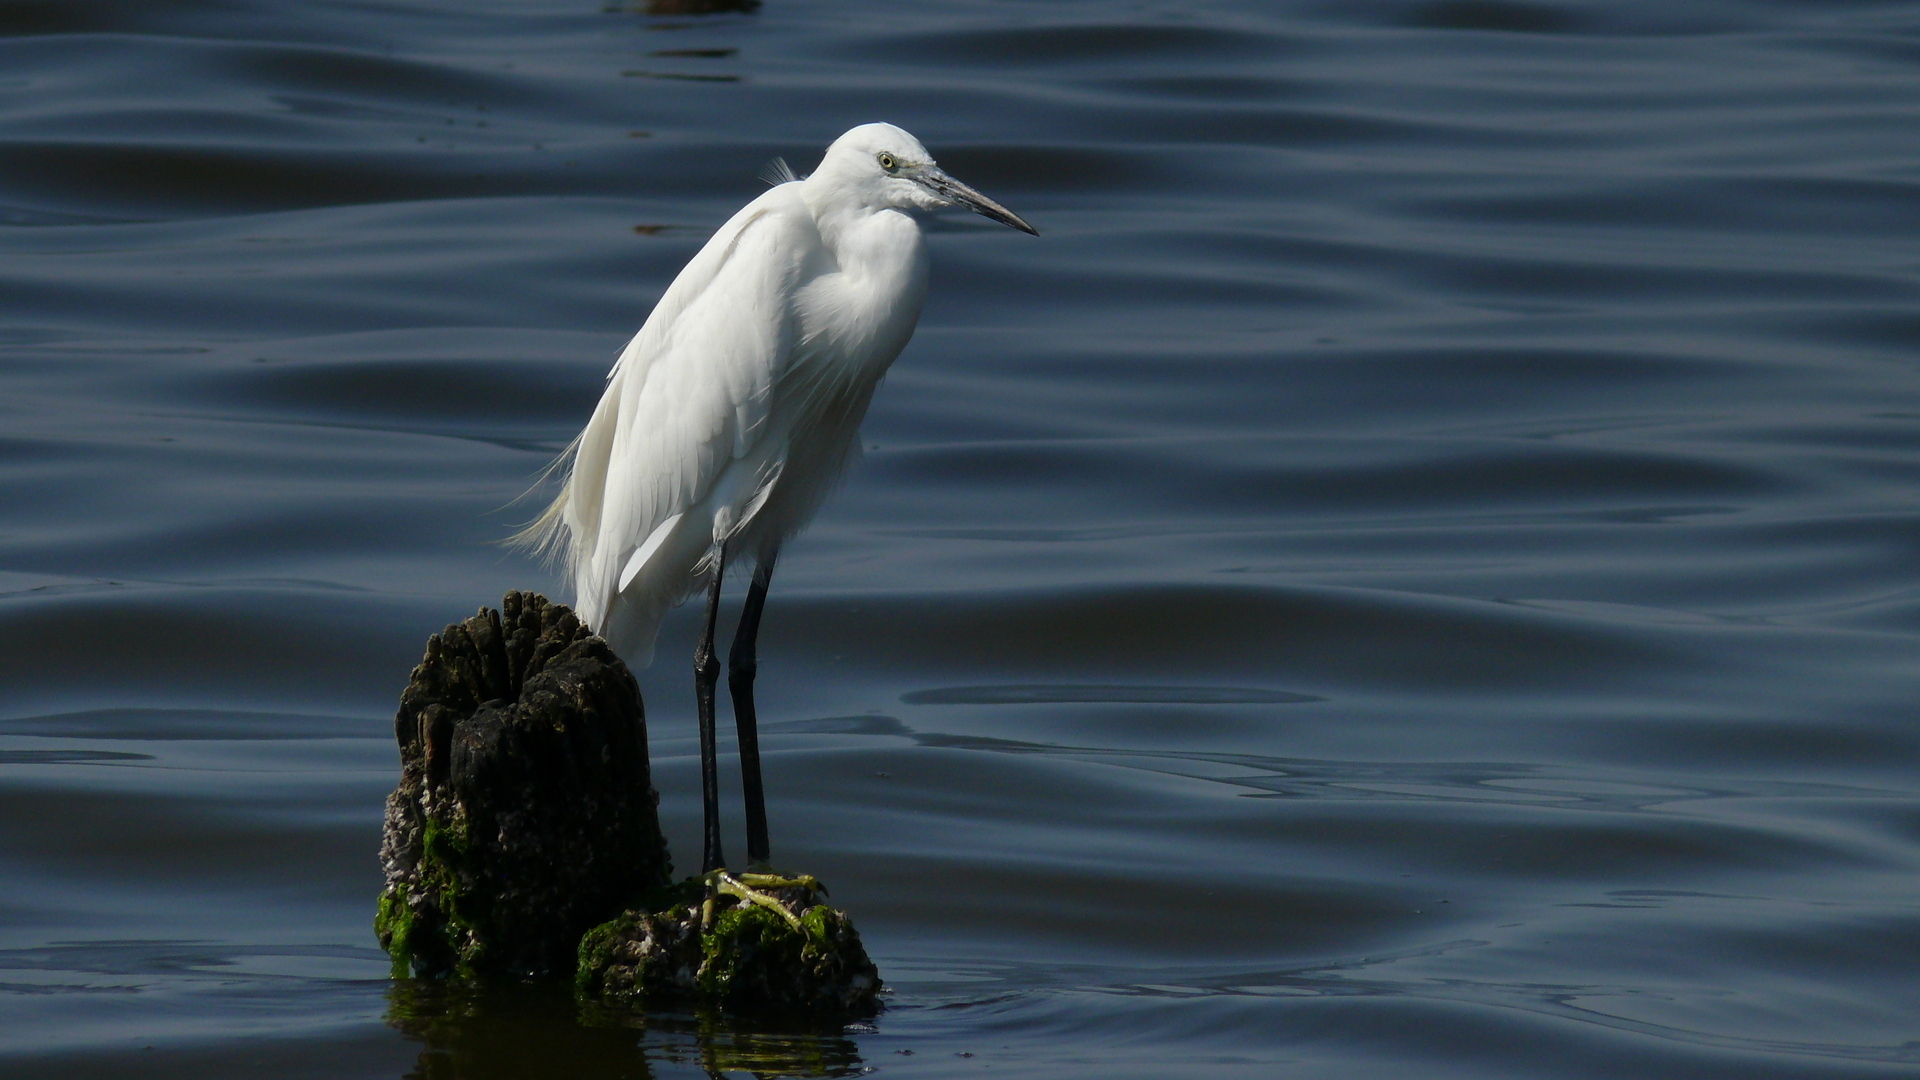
top-left (376, 591), bottom-right (880, 1017)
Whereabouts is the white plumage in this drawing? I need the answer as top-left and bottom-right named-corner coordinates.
top-left (521, 122), bottom-right (1034, 665)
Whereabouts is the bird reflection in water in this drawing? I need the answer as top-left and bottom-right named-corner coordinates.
top-left (386, 979), bottom-right (866, 1079)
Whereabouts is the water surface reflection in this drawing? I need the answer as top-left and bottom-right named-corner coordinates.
top-left (387, 981), bottom-right (865, 1079)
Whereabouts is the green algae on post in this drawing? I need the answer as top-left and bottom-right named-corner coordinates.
top-left (577, 872), bottom-right (881, 1017)
top-left (377, 592), bottom-right (670, 979)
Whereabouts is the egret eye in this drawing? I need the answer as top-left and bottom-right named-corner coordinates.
top-left (877, 152), bottom-right (896, 171)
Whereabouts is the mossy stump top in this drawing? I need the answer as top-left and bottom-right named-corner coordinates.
top-left (377, 591), bottom-right (670, 979)
top-left (578, 872), bottom-right (881, 1018)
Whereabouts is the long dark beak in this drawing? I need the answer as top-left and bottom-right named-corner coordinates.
top-left (912, 165), bottom-right (1038, 235)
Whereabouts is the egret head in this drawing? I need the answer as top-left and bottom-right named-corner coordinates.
top-left (813, 122), bottom-right (1038, 235)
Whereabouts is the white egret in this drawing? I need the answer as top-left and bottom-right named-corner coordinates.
top-left (518, 123), bottom-right (1036, 873)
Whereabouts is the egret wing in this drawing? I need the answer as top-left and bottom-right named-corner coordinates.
top-left (564, 194), bottom-right (816, 621)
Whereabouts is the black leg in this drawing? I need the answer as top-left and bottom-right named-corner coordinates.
top-left (729, 548), bottom-right (778, 867)
top-left (694, 545), bottom-right (727, 874)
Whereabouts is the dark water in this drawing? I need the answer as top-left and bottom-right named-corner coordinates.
top-left (4, 0), bottom-right (1920, 1075)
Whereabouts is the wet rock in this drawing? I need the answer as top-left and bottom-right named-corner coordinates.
top-left (577, 873), bottom-right (881, 1017)
top-left (377, 591), bottom-right (670, 979)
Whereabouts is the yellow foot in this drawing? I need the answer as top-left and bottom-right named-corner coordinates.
top-left (703, 869), bottom-right (822, 932)
top-left (735, 870), bottom-right (825, 895)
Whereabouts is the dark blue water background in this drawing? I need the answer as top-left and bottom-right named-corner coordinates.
top-left (3, 0), bottom-right (1919, 1075)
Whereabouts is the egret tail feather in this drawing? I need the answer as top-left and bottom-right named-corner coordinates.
top-left (504, 433), bottom-right (584, 565)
